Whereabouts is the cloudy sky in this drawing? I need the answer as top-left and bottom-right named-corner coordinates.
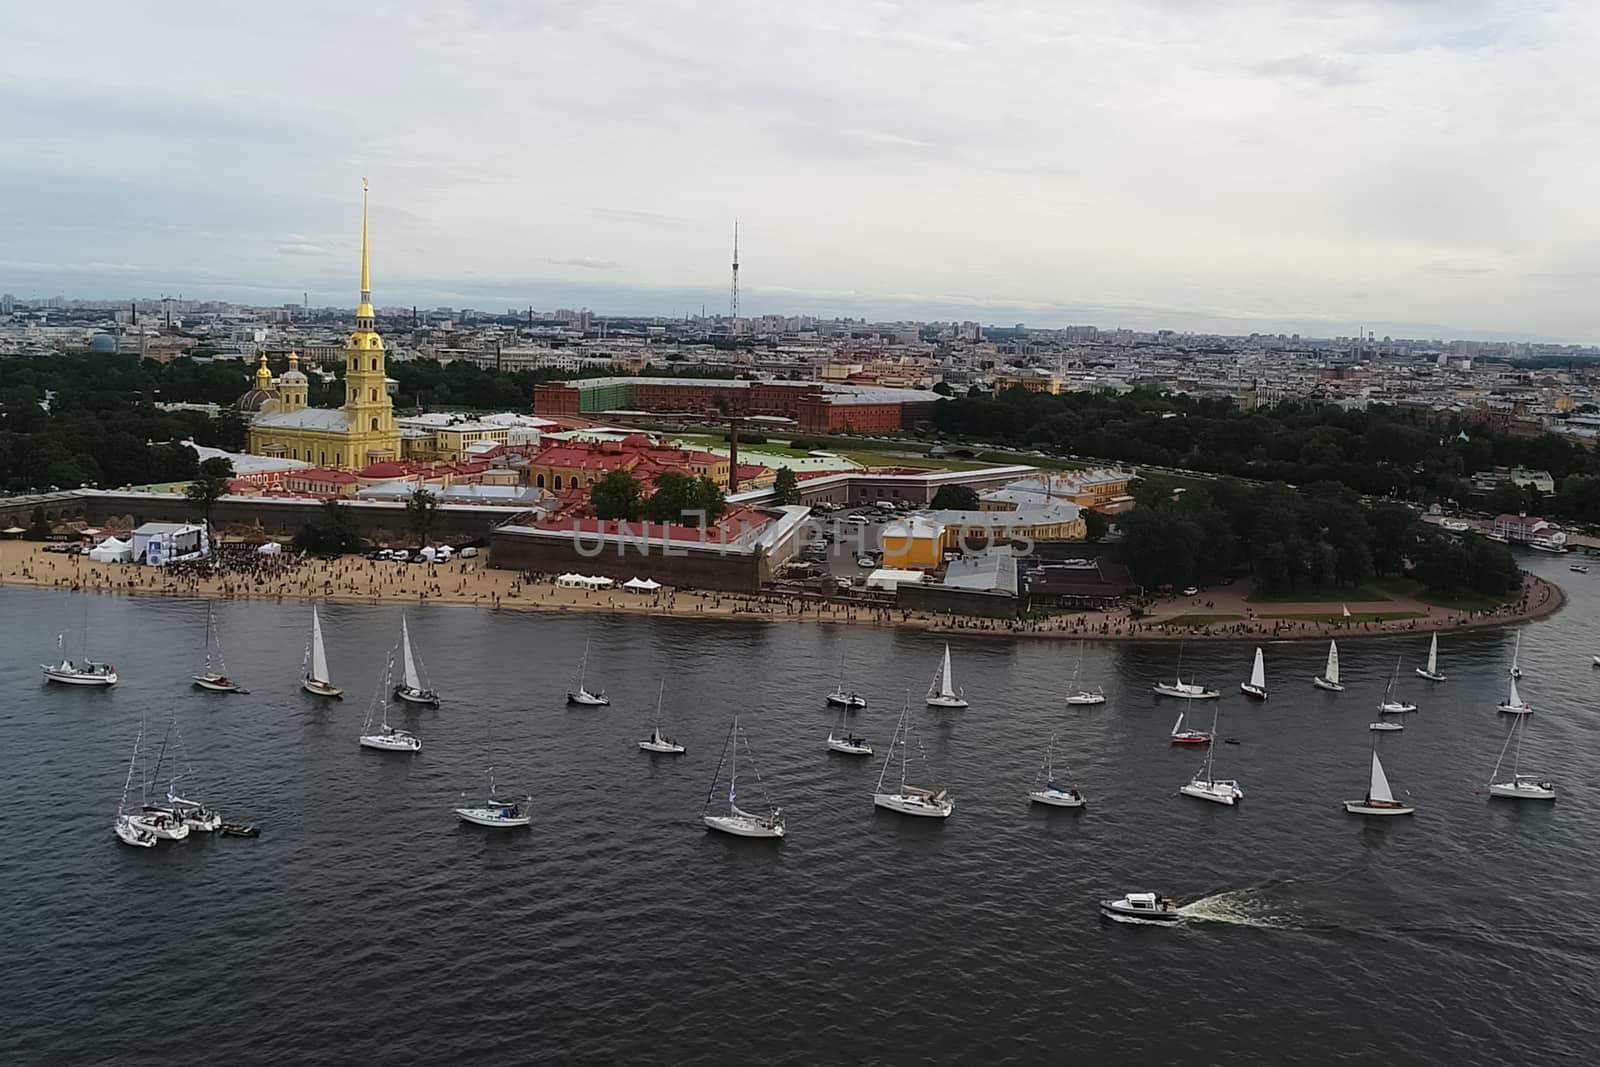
top-left (3, 1), bottom-right (1597, 340)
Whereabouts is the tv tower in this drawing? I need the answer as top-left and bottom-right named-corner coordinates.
top-left (729, 220), bottom-right (740, 320)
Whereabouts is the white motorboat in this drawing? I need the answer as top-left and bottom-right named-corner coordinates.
top-left (1496, 674), bottom-right (1532, 715)
top-left (301, 606), bottom-right (342, 699)
top-left (113, 730), bottom-right (156, 848)
top-left (1414, 631), bottom-right (1445, 682)
top-left (702, 717), bottom-right (786, 838)
top-left (1153, 644), bottom-right (1217, 699)
top-left (638, 679), bottom-right (685, 754)
top-left (1169, 711), bottom-right (1211, 746)
top-left (1027, 733), bottom-right (1085, 808)
top-left (359, 650), bottom-right (421, 753)
top-left (826, 649), bottom-right (867, 709)
top-left (1313, 639), bottom-right (1344, 692)
top-left (392, 614), bottom-right (441, 707)
top-left (1369, 721), bottom-right (1403, 732)
top-left (567, 638), bottom-right (610, 706)
top-left (1064, 640), bottom-right (1106, 705)
top-left (1377, 656), bottom-right (1416, 714)
top-left (1179, 706), bottom-right (1242, 805)
top-left (1488, 714), bottom-right (1554, 801)
top-left (1100, 892), bottom-right (1182, 925)
top-left (1239, 646), bottom-right (1268, 700)
top-left (192, 605), bottom-right (245, 693)
top-left (874, 696), bottom-right (954, 817)
top-left (1344, 736), bottom-right (1414, 816)
top-left (1570, 563), bottom-right (1589, 574)
top-left (925, 644), bottom-right (969, 708)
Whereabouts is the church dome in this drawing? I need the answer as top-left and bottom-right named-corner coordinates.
top-left (279, 351), bottom-right (308, 384)
top-left (88, 332), bottom-right (118, 354)
top-left (235, 353), bottom-right (280, 412)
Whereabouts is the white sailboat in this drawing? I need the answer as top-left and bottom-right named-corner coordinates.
top-left (192, 605), bottom-right (245, 693)
top-left (1239, 646), bottom-right (1268, 700)
top-left (392, 614), bottom-right (441, 707)
top-left (702, 717), bottom-right (786, 838)
top-left (42, 605), bottom-right (117, 686)
top-left (1179, 706), bottom-right (1242, 805)
top-left (301, 606), bottom-right (342, 699)
top-left (1377, 657), bottom-right (1416, 714)
top-left (1027, 732), bottom-right (1085, 808)
top-left (566, 639), bottom-right (609, 706)
top-left (113, 729), bottom-right (156, 848)
top-left (873, 695), bottom-right (954, 817)
top-left (1414, 631), bottom-right (1446, 682)
top-left (1496, 673), bottom-right (1532, 715)
top-left (925, 644), bottom-right (969, 708)
top-left (1488, 715), bottom-right (1555, 801)
top-left (1065, 640), bottom-right (1106, 706)
top-left (1344, 736), bottom-right (1414, 816)
top-left (141, 716), bottom-right (223, 832)
top-left (638, 679), bottom-right (685, 754)
top-left (826, 700), bottom-right (873, 756)
top-left (1153, 644), bottom-right (1218, 699)
top-left (1509, 631), bottom-right (1523, 680)
top-left (826, 648), bottom-right (867, 709)
top-left (1313, 639), bottom-right (1343, 692)
top-left (359, 649), bottom-right (421, 752)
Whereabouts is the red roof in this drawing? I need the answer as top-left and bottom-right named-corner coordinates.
top-left (291, 468), bottom-right (360, 484)
top-left (358, 462), bottom-right (410, 479)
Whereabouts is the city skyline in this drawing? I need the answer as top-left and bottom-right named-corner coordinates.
top-left (4, 2), bottom-right (1600, 342)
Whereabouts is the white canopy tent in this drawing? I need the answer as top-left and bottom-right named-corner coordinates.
top-left (556, 573), bottom-right (615, 589)
top-left (623, 577), bottom-right (662, 592)
top-left (256, 541), bottom-right (284, 555)
top-left (88, 537), bottom-right (133, 563)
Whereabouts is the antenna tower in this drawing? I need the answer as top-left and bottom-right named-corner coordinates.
top-left (729, 220), bottom-right (740, 320)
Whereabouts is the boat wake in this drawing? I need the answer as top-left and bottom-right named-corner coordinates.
top-left (1178, 882), bottom-right (1310, 931)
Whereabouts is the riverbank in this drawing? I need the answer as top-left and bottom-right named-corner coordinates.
top-left (0, 541), bottom-right (1563, 643)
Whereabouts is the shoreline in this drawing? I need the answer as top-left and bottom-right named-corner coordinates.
top-left (0, 542), bottom-right (1564, 644)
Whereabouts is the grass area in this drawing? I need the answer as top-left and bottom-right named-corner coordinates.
top-left (1245, 584), bottom-right (1392, 604)
top-left (840, 449), bottom-right (993, 471)
top-left (1371, 576), bottom-right (1518, 613)
top-left (1163, 613), bottom-right (1246, 627)
top-left (1263, 611), bottom-right (1423, 624)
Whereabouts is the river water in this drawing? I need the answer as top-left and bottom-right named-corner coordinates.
top-left (3, 551), bottom-right (1596, 1065)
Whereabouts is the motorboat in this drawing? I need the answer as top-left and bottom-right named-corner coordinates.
top-left (1312, 639), bottom-right (1343, 692)
top-left (873, 696), bottom-right (954, 818)
top-left (220, 822), bottom-right (260, 838)
top-left (1528, 535), bottom-right (1568, 553)
top-left (925, 644), bottom-right (969, 708)
top-left (301, 606), bottom-right (342, 699)
top-left (1369, 721), bottom-right (1403, 732)
top-left (1496, 675), bottom-right (1531, 715)
top-left (1414, 632), bottom-right (1445, 682)
top-left (1179, 707), bottom-right (1242, 805)
top-left (359, 650), bottom-right (422, 752)
top-left (1488, 715), bottom-right (1554, 801)
top-left (567, 638), bottom-right (610, 706)
top-left (1377, 656), bottom-right (1416, 714)
top-left (1027, 733), bottom-right (1085, 808)
top-left (1169, 712), bottom-right (1211, 745)
top-left (702, 717), bottom-right (786, 838)
top-left (1100, 892), bottom-right (1182, 925)
top-left (1344, 737), bottom-right (1414, 816)
top-left (392, 615), bottom-right (441, 707)
top-left (1239, 647), bottom-right (1268, 700)
top-left (192, 606), bottom-right (246, 693)
top-left (1570, 564), bottom-right (1589, 574)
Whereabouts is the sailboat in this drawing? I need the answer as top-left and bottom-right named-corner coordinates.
top-left (826, 650), bottom-right (867, 709)
top-left (1496, 673), bottom-right (1532, 715)
top-left (1377, 657), bottom-right (1416, 714)
top-left (1239, 647), bottom-right (1268, 700)
top-left (1344, 735), bottom-right (1414, 816)
top-left (925, 644), bottom-right (969, 708)
top-left (1414, 632), bottom-right (1446, 682)
top-left (358, 649), bottom-right (421, 752)
top-left (301, 606), bottom-right (342, 699)
top-left (1153, 644), bottom-right (1218, 699)
top-left (192, 605), bottom-right (245, 693)
top-left (42, 604), bottom-right (117, 686)
top-left (566, 639), bottom-right (609, 706)
top-left (1065, 640), bottom-right (1106, 706)
top-left (873, 695), bottom-right (954, 817)
top-left (638, 679), bottom-right (685, 754)
top-left (1179, 706), bottom-right (1242, 805)
top-left (141, 715), bottom-right (223, 832)
top-left (454, 712), bottom-right (531, 828)
top-left (392, 614), bottom-right (441, 707)
top-left (1313, 639), bottom-right (1343, 692)
top-left (1169, 711), bottom-right (1211, 745)
top-left (1488, 715), bottom-right (1555, 800)
top-left (826, 700), bottom-right (873, 756)
top-left (113, 728), bottom-right (157, 848)
top-left (702, 717), bottom-right (786, 838)
top-left (1027, 732), bottom-right (1085, 808)
top-left (1509, 631), bottom-right (1523, 680)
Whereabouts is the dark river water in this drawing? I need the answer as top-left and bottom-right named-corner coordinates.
top-left (3, 551), bottom-right (1597, 1065)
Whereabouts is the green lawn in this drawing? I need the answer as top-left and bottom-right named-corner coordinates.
top-left (1371, 576), bottom-right (1518, 613)
top-left (1245, 584), bottom-right (1392, 604)
top-left (1263, 611), bottom-right (1423, 623)
top-left (841, 449), bottom-right (991, 471)
top-left (1164, 613), bottom-right (1246, 627)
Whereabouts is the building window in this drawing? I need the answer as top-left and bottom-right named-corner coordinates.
top-left (320, 451), bottom-right (326, 465)
top-left (370, 389), bottom-right (378, 402)
top-left (370, 358), bottom-right (378, 371)
top-left (370, 418), bottom-right (379, 431)
top-left (554, 476), bottom-right (563, 490)
top-left (536, 474), bottom-right (545, 488)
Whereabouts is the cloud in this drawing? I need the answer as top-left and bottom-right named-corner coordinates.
top-left (1249, 54), bottom-right (1363, 88)
top-left (277, 243), bottom-right (331, 257)
top-left (541, 256), bottom-right (622, 270)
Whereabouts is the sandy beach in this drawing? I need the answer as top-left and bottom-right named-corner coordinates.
top-left (0, 541), bottom-right (1563, 643)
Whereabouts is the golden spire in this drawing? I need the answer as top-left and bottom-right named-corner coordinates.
top-left (287, 350), bottom-right (299, 369)
top-left (254, 352), bottom-right (272, 387)
top-left (356, 176), bottom-right (374, 323)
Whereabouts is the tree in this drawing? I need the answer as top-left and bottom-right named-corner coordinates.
top-left (591, 469), bottom-right (643, 521)
top-left (930, 484), bottom-right (980, 511)
top-left (645, 472), bottom-right (727, 526)
top-left (318, 499), bottom-right (361, 552)
top-left (25, 505), bottom-right (50, 540)
top-left (771, 466), bottom-right (800, 506)
top-left (1484, 480), bottom-right (1527, 516)
top-left (932, 381), bottom-right (954, 397)
top-left (405, 488), bottom-right (440, 545)
top-left (184, 456), bottom-right (234, 534)
top-left (1083, 509), bottom-right (1110, 542)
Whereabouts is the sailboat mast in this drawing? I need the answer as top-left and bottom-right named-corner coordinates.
top-left (900, 711), bottom-right (910, 793)
top-left (874, 699), bottom-right (903, 794)
top-left (1204, 706), bottom-right (1221, 783)
top-left (578, 639), bottom-right (589, 690)
top-left (1510, 716), bottom-right (1525, 779)
top-left (729, 716), bottom-right (739, 809)
top-left (654, 679), bottom-right (664, 732)
top-left (704, 719), bottom-right (733, 813)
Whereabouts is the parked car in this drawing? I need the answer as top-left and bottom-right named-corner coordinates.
top-left (391, 550), bottom-right (410, 563)
top-left (1182, 586), bottom-right (1199, 596)
top-left (459, 546), bottom-right (479, 558)
top-left (845, 515), bottom-right (870, 526)
top-left (376, 548), bottom-right (394, 560)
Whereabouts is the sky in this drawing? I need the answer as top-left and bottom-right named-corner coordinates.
top-left (3, 1), bottom-right (1599, 341)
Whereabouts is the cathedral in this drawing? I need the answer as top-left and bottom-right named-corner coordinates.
top-left (246, 181), bottom-right (401, 469)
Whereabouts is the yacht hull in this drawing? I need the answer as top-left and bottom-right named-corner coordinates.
top-left (567, 691), bottom-right (610, 706)
top-left (1180, 782), bottom-right (1241, 805)
top-left (1414, 669), bottom-right (1446, 682)
top-left (1099, 900), bottom-right (1181, 925)
top-left (192, 675), bottom-right (242, 693)
top-left (1240, 684), bottom-right (1267, 700)
top-left (638, 740), bottom-right (685, 754)
top-left (926, 696), bottom-right (969, 708)
top-left (456, 807), bottom-right (532, 828)
top-left (873, 793), bottom-right (953, 818)
top-left (1312, 677), bottom-right (1344, 692)
top-left (1368, 722), bottom-right (1403, 731)
top-left (826, 693), bottom-right (868, 709)
top-left (826, 736), bottom-right (873, 756)
top-left (703, 814), bottom-right (785, 838)
top-left (1153, 685), bottom-right (1218, 700)
top-left (1378, 701), bottom-right (1417, 714)
top-left (302, 680), bottom-right (343, 700)
top-left (1488, 782), bottom-right (1555, 800)
top-left (394, 686), bottom-right (441, 707)
top-left (1029, 789), bottom-right (1085, 808)
top-left (1066, 693), bottom-right (1106, 706)
top-left (114, 817), bottom-right (156, 848)
top-left (43, 669), bottom-right (117, 687)
top-left (1344, 800), bottom-right (1414, 816)
top-left (359, 733), bottom-right (421, 752)
top-left (1497, 703), bottom-right (1532, 715)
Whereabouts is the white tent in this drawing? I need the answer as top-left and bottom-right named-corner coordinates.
top-left (256, 541), bottom-right (284, 555)
top-left (88, 537), bottom-right (133, 563)
top-left (623, 577), bottom-right (662, 592)
top-left (418, 546), bottom-right (437, 562)
top-left (556, 573), bottom-right (586, 588)
top-left (585, 575), bottom-right (615, 589)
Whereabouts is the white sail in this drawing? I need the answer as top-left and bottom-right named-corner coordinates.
top-left (400, 616), bottom-right (421, 691)
top-left (1369, 750), bottom-right (1396, 803)
top-left (1341, 604), bottom-right (1351, 619)
top-left (1506, 676), bottom-right (1522, 707)
top-left (1426, 632), bottom-right (1438, 674)
top-left (309, 607), bottom-right (331, 685)
top-left (1325, 640), bottom-right (1340, 684)
top-left (939, 645), bottom-right (957, 699)
top-left (1249, 648), bottom-right (1266, 689)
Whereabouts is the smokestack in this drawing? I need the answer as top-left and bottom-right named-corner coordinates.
top-left (728, 418), bottom-right (739, 493)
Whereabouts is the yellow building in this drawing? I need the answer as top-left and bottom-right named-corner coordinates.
top-left (248, 180), bottom-right (401, 469)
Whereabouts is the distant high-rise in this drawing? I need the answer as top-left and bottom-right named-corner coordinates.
top-left (729, 220), bottom-right (740, 321)
top-left (1, 293), bottom-right (15, 315)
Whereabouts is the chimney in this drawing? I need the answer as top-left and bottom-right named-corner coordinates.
top-left (727, 418), bottom-right (739, 493)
